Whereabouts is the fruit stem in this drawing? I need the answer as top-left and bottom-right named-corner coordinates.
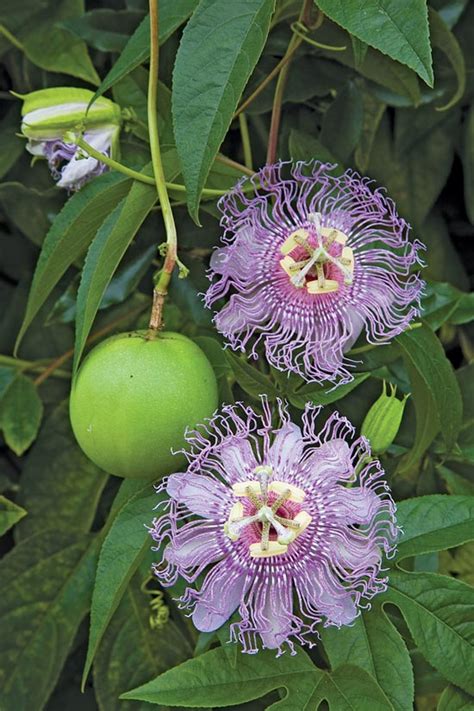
top-left (148, 0), bottom-right (177, 332)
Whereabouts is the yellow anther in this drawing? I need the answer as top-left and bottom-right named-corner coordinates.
top-left (249, 540), bottom-right (288, 558)
top-left (229, 502), bottom-right (244, 522)
top-left (232, 481), bottom-right (262, 497)
top-left (279, 256), bottom-right (306, 278)
top-left (280, 229), bottom-right (310, 255)
top-left (269, 480), bottom-right (306, 503)
top-left (253, 464), bottom-right (273, 477)
top-left (306, 279), bottom-right (339, 294)
top-left (288, 511), bottom-right (312, 541)
top-left (320, 226), bottom-right (348, 246)
top-left (341, 246), bottom-right (354, 284)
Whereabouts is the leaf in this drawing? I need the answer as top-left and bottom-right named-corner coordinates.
top-left (383, 570), bottom-right (474, 695)
top-left (354, 90), bottom-right (386, 172)
top-left (73, 170), bottom-right (156, 372)
top-left (0, 104), bottom-right (23, 180)
top-left (462, 103), bottom-right (474, 224)
top-left (225, 351), bottom-right (278, 399)
top-left (440, 542), bottom-right (474, 587)
top-left (15, 401), bottom-right (107, 540)
top-left (82, 482), bottom-right (158, 689)
top-left (288, 128), bottom-right (340, 166)
top-left (320, 602), bottom-right (413, 711)
top-left (287, 372), bottom-right (370, 409)
top-left (15, 171), bottom-right (131, 354)
top-left (396, 323), bottom-right (463, 470)
top-left (394, 495), bottom-right (474, 562)
top-left (429, 8), bottom-right (466, 111)
top-left (315, 0), bottom-right (433, 86)
top-left (60, 9), bottom-right (143, 53)
top-left (21, 0), bottom-right (99, 85)
top-left (122, 647), bottom-right (391, 710)
top-left (92, 0), bottom-right (199, 102)
top-left (0, 531), bottom-right (99, 710)
top-left (94, 576), bottom-right (194, 711)
top-left (0, 496), bottom-right (27, 537)
top-left (438, 685), bottom-right (474, 711)
top-left (172, 0), bottom-right (274, 221)
top-left (320, 80), bottom-right (364, 162)
top-left (0, 373), bottom-right (43, 455)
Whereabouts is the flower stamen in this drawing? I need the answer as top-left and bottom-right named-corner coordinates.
top-left (226, 468), bottom-right (311, 557)
top-left (279, 212), bottom-right (354, 294)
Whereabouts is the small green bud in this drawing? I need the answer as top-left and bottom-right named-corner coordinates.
top-left (361, 382), bottom-right (408, 454)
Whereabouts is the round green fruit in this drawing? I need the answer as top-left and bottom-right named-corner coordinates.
top-left (69, 330), bottom-right (218, 480)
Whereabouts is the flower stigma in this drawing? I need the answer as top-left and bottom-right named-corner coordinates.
top-left (279, 212), bottom-right (354, 294)
top-left (223, 464), bottom-right (312, 558)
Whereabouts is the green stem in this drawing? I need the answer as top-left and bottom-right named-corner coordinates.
top-left (238, 113), bottom-right (254, 171)
top-left (0, 354), bottom-right (71, 379)
top-left (74, 135), bottom-right (224, 198)
top-left (266, 0), bottom-right (316, 164)
top-left (0, 23), bottom-right (24, 51)
top-left (148, 0), bottom-right (178, 331)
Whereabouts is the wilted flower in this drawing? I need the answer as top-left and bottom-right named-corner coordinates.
top-left (149, 399), bottom-right (398, 654)
top-left (19, 87), bottom-right (121, 191)
top-left (205, 161), bottom-right (424, 384)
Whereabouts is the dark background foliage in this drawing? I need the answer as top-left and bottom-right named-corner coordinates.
top-left (0, 1), bottom-right (473, 709)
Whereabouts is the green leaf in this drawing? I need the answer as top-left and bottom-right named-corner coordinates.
top-left (225, 350), bottom-right (278, 399)
top-left (396, 323), bottom-right (463, 470)
top-left (384, 570), bottom-right (474, 694)
top-left (0, 496), bottom-right (27, 537)
top-left (15, 401), bottom-right (107, 540)
top-left (15, 171), bottom-right (131, 354)
top-left (394, 495), bottom-right (474, 562)
top-left (21, 0), bottom-right (100, 85)
top-left (122, 647), bottom-right (391, 710)
top-left (320, 603), bottom-right (413, 711)
top-left (438, 685), bottom-right (474, 711)
top-left (0, 374), bottom-right (43, 455)
top-left (73, 170), bottom-right (156, 372)
top-left (82, 482), bottom-right (158, 689)
top-left (0, 104), bottom-right (23, 180)
top-left (94, 576), bottom-right (194, 711)
top-left (429, 8), bottom-right (466, 111)
top-left (91, 0), bottom-right (199, 102)
top-left (462, 103), bottom-right (474, 225)
top-left (315, 0), bottom-right (433, 86)
top-left (287, 372), bottom-right (370, 409)
top-left (354, 90), bottom-right (386, 172)
top-left (60, 9), bottom-right (143, 53)
top-left (288, 128), bottom-right (340, 166)
top-left (172, 0), bottom-right (274, 221)
top-left (0, 531), bottom-right (99, 709)
top-left (320, 81), bottom-right (364, 162)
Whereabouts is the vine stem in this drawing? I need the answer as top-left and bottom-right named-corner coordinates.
top-left (74, 135), bottom-right (225, 198)
top-left (266, 0), bottom-right (315, 164)
top-left (238, 113), bottom-right (254, 171)
top-left (148, 0), bottom-right (178, 331)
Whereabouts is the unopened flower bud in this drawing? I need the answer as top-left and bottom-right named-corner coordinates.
top-left (17, 87), bottom-right (122, 191)
top-left (361, 382), bottom-right (408, 454)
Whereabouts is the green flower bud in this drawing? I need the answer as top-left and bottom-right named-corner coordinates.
top-left (361, 382), bottom-right (408, 454)
top-left (18, 87), bottom-right (121, 140)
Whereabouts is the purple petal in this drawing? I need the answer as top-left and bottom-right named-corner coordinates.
top-left (193, 563), bottom-right (249, 632)
top-left (165, 521), bottom-right (224, 572)
top-left (303, 438), bottom-right (353, 484)
top-left (298, 563), bottom-right (357, 626)
top-left (166, 472), bottom-right (231, 518)
top-left (218, 437), bottom-right (259, 484)
top-left (267, 423), bottom-right (303, 475)
top-left (332, 486), bottom-right (380, 524)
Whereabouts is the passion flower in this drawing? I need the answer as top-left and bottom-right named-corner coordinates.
top-left (19, 87), bottom-right (121, 190)
top-left (205, 161), bottom-right (424, 384)
top-left (149, 398), bottom-right (398, 654)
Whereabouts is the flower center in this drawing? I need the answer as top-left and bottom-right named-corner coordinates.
top-left (223, 465), bottom-right (312, 558)
top-left (279, 212), bottom-right (354, 294)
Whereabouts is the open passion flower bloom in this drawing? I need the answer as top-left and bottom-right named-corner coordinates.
top-left (205, 161), bottom-right (425, 384)
top-left (149, 399), bottom-right (398, 654)
top-left (19, 87), bottom-right (121, 191)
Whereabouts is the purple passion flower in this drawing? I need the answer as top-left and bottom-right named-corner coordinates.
top-left (20, 87), bottom-right (121, 191)
top-left (205, 161), bottom-right (424, 384)
top-left (149, 399), bottom-right (398, 654)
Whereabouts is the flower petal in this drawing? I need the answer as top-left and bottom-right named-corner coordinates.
top-left (165, 521), bottom-right (224, 572)
top-left (298, 563), bottom-right (357, 626)
top-left (303, 438), bottom-right (353, 484)
top-left (166, 472), bottom-right (231, 518)
top-left (267, 423), bottom-right (303, 475)
top-left (218, 436), bottom-right (259, 484)
top-left (258, 577), bottom-right (294, 649)
top-left (331, 486), bottom-right (380, 524)
top-left (192, 563), bottom-right (249, 632)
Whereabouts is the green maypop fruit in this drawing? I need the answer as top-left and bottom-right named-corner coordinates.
top-left (69, 331), bottom-right (219, 480)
